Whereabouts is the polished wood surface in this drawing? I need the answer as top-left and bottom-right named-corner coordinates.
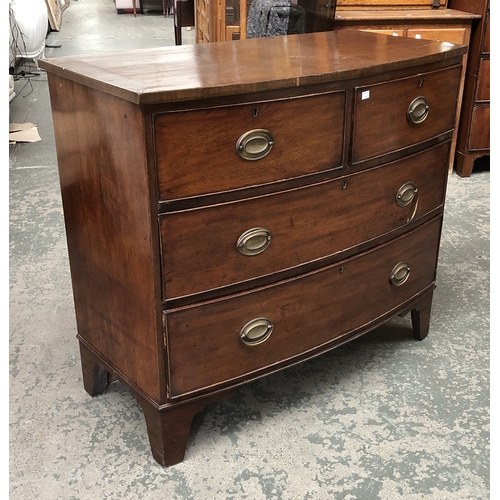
top-left (41, 34), bottom-right (463, 466)
top-left (352, 65), bottom-right (461, 163)
top-left (38, 30), bottom-right (467, 105)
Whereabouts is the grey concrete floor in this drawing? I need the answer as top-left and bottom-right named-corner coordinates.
top-left (9, 1), bottom-right (490, 498)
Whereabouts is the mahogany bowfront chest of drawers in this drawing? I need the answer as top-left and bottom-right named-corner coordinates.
top-left (39, 30), bottom-right (467, 466)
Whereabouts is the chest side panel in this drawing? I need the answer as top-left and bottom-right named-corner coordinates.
top-left (47, 75), bottom-right (163, 401)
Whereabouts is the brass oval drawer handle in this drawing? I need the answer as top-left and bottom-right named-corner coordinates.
top-left (240, 318), bottom-right (273, 346)
top-left (396, 181), bottom-right (419, 222)
top-left (407, 96), bottom-right (429, 124)
top-left (237, 227), bottom-right (272, 256)
top-left (236, 129), bottom-right (275, 161)
top-left (390, 261), bottom-right (411, 286)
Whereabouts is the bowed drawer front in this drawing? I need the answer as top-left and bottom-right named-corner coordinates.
top-left (154, 92), bottom-right (346, 203)
top-left (39, 30), bottom-right (466, 467)
top-left (166, 217), bottom-right (442, 396)
top-left (352, 65), bottom-right (462, 165)
top-left (160, 142), bottom-right (449, 302)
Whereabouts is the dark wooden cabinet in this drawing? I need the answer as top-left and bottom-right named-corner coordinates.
top-left (39, 31), bottom-right (466, 467)
top-left (448, 0), bottom-right (490, 176)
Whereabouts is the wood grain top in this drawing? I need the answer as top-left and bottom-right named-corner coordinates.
top-left (38, 30), bottom-right (467, 105)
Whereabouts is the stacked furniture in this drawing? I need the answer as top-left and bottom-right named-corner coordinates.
top-left (448, 0), bottom-right (490, 176)
top-left (40, 30), bottom-right (466, 466)
top-left (195, 0), bottom-right (479, 44)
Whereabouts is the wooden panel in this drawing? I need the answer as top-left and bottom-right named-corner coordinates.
top-left (226, 25), bottom-right (240, 40)
top-left (352, 65), bottom-right (461, 164)
top-left (46, 75), bottom-right (163, 401)
top-left (469, 106), bottom-right (490, 150)
top-left (154, 92), bottom-right (346, 202)
top-left (476, 58), bottom-right (490, 102)
top-left (406, 28), bottom-right (467, 44)
top-left (166, 217), bottom-right (442, 396)
top-left (336, 0), bottom-right (447, 9)
top-left (483, 11), bottom-right (490, 53)
top-left (160, 142), bottom-right (449, 301)
top-left (195, 0), bottom-right (211, 42)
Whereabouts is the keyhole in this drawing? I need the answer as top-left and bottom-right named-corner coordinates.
top-left (253, 108), bottom-right (259, 118)
top-left (418, 79), bottom-right (424, 88)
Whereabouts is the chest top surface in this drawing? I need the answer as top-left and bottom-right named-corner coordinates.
top-left (38, 30), bottom-right (466, 105)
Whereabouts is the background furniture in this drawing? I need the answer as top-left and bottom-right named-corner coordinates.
top-left (195, 0), bottom-right (478, 43)
top-left (448, 0), bottom-right (489, 177)
top-left (174, 0), bottom-right (195, 44)
top-left (197, 0), bottom-right (336, 41)
top-left (40, 30), bottom-right (466, 467)
top-left (115, 0), bottom-right (173, 16)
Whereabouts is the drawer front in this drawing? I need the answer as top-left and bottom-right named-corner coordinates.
top-left (476, 59), bottom-right (490, 102)
top-left (160, 142), bottom-right (449, 301)
top-left (166, 217), bottom-right (442, 396)
top-left (483, 11), bottom-right (490, 54)
top-left (154, 92), bottom-right (345, 202)
top-left (352, 65), bottom-right (461, 164)
top-left (406, 28), bottom-right (467, 46)
top-left (336, 0), bottom-right (447, 8)
top-left (469, 106), bottom-right (490, 151)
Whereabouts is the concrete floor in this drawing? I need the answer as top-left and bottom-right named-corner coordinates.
top-left (9, 1), bottom-right (490, 498)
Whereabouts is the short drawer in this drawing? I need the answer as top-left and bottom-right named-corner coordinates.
top-left (160, 142), bottom-right (449, 301)
top-left (483, 11), bottom-right (490, 54)
top-left (165, 217), bottom-right (442, 396)
top-left (160, 143), bottom-right (449, 299)
top-left (469, 106), bottom-right (490, 151)
top-left (352, 65), bottom-right (461, 164)
top-left (476, 59), bottom-right (490, 102)
top-left (154, 92), bottom-right (345, 202)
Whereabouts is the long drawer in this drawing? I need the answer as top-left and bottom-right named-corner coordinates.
top-left (160, 142), bottom-right (449, 301)
top-left (352, 65), bottom-right (461, 164)
top-left (165, 217), bottom-right (442, 396)
top-left (154, 91), bottom-right (346, 202)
